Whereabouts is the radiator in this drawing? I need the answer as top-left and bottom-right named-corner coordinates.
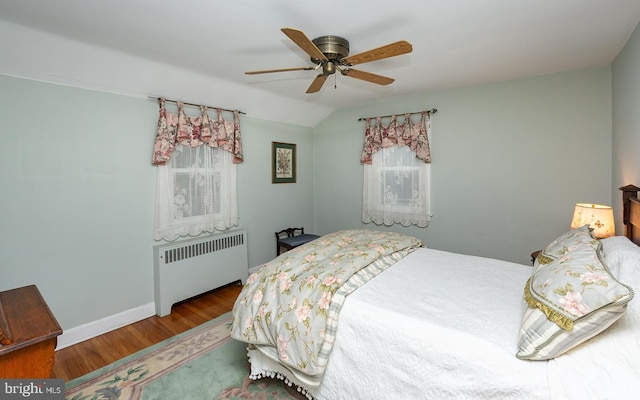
top-left (153, 230), bottom-right (248, 317)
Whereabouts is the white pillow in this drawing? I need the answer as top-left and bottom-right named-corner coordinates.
top-left (601, 236), bottom-right (640, 278)
top-left (601, 235), bottom-right (640, 323)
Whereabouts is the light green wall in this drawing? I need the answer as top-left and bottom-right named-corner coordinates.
top-left (0, 60), bottom-right (623, 333)
top-left (612, 21), bottom-right (640, 228)
top-left (0, 74), bottom-right (313, 330)
top-left (313, 66), bottom-right (613, 264)
top-left (237, 118), bottom-right (315, 267)
top-left (0, 76), bottom-right (157, 330)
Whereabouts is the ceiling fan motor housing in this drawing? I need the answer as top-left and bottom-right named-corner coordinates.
top-left (311, 35), bottom-right (350, 63)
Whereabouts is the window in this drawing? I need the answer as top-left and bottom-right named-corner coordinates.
top-left (362, 145), bottom-right (431, 227)
top-left (154, 145), bottom-right (238, 241)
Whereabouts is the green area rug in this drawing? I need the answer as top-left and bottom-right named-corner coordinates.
top-left (65, 313), bottom-right (305, 400)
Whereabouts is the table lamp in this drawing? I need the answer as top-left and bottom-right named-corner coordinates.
top-left (570, 203), bottom-right (615, 238)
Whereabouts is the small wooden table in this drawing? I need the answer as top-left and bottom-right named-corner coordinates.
top-left (0, 284), bottom-right (63, 378)
top-left (530, 250), bottom-right (541, 265)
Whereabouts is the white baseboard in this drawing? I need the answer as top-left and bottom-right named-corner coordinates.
top-left (56, 302), bottom-right (156, 350)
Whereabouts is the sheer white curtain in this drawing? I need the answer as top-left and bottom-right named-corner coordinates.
top-left (154, 145), bottom-right (238, 241)
top-left (362, 145), bottom-right (431, 227)
top-left (361, 111), bottom-right (432, 227)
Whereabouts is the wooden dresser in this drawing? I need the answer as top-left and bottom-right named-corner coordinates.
top-left (0, 284), bottom-right (63, 378)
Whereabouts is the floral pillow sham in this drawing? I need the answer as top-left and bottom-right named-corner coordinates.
top-left (535, 224), bottom-right (598, 265)
top-left (517, 228), bottom-right (634, 360)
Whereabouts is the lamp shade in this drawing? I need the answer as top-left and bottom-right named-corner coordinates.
top-left (570, 203), bottom-right (615, 238)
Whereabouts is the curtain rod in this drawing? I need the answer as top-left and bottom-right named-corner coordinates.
top-left (149, 96), bottom-right (246, 115)
top-left (357, 108), bottom-right (437, 121)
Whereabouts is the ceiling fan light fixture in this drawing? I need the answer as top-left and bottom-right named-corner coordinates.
top-left (323, 61), bottom-right (337, 76)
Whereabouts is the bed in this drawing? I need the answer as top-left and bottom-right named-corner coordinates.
top-left (231, 191), bottom-right (640, 399)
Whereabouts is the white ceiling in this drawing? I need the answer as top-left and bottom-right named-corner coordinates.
top-left (1, 0), bottom-right (639, 127)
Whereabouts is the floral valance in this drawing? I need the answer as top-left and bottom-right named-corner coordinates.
top-left (152, 98), bottom-right (243, 165)
top-left (360, 111), bottom-right (431, 164)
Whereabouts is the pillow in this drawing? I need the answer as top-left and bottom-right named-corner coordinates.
top-left (516, 228), bottom-right (635, 361)
top-left (601, 235), bottom-right (640, 278)
top-left (535, 224), bottom-right (598, 266)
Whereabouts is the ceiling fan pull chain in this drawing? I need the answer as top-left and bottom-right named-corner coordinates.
top-left (334, 73), bottom-right (337, 89)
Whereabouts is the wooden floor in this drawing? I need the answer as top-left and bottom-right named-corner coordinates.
top-left (51, 282), bottom-right (243, 381)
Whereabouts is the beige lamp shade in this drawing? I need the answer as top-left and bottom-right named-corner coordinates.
top-left (570, 203), bottom-right (615, 238)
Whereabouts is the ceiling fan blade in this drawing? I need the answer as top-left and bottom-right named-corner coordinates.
top-left (306, 74), bottom-right (329, 93)
top-left (341, 40), bottom-right (412, 66)
top-left (245, 66), bottom-right (315, 75)
top-left (281, 27), bottom-right (328, 61)
top-left (341, 69), bottom-right (394, 85)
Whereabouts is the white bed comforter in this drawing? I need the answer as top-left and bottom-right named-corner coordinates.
top-left (315, 248), bottom-right (549, 400)
top-left (248, 241), bottom-right (640, 400)
top-left (250, 248), bottom-right (548, 399)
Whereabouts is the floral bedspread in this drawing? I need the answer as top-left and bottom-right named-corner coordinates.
top-left (230, 229), bottom-right (422, 383)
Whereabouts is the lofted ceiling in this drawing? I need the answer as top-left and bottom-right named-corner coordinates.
top-left (1, 0), bottom-right (639, 127)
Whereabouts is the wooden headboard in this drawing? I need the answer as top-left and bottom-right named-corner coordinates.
top-left (620, 185), bottom-right (640, 245)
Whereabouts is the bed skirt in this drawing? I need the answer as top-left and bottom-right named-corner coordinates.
top-left (247, 346), bottom-right (318, 399)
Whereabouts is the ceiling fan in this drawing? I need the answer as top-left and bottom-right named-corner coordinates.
top-left (245, 28), bottom-right (413, 94)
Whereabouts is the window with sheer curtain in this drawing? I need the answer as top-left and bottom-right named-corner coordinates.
top-left (154, 145), bottom-right (238, 240)
top-left (152, 99), bottom-right (242, 241)
top-left (361, 112), bottom-right (432, 227)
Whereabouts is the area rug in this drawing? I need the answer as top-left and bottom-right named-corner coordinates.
top-left (65, 313), bottom-right (306, 400)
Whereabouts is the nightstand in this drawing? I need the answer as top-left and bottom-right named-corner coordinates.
top-left (530, 250), bottom-right (540, 265)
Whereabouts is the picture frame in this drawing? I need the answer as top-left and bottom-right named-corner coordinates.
top-left (272, 141), bottom-right (296, 184)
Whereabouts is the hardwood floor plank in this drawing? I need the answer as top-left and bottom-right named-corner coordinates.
top-left (52, 282), bottom-right (243, 381)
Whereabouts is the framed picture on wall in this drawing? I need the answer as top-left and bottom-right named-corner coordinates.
top-left (272, 141), bottom-right (296, 183)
